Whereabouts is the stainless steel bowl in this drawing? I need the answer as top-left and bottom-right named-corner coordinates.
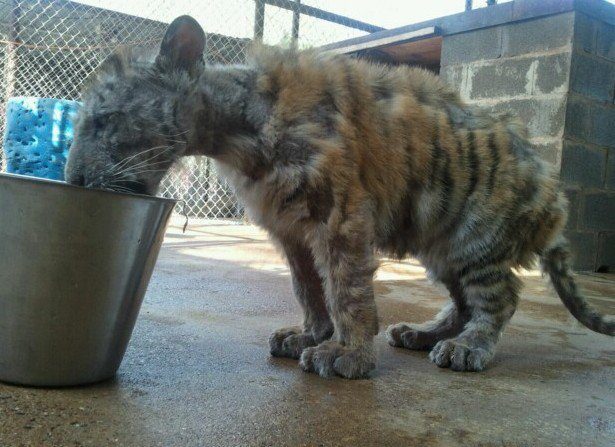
top-left (0, 173), bottom-right (176, 386)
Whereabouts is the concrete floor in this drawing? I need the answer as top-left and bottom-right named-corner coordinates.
top-left (1, 219), bottom-right (614, 447)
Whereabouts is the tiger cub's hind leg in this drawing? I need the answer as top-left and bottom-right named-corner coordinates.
top-left (386, 279), bottom-right (467, 350)
top-left (429, 267), bottom-right (520, 372)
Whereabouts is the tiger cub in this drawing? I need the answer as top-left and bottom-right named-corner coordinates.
top-left (65, 16), bottom-right (613, 379)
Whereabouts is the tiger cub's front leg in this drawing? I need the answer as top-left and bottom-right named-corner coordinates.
top-left (299, 213), bottom-right (380, 379)
top-left (269, 237), bottom-right (333, 359)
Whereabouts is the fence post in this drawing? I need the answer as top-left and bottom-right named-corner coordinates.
top-left (291, 0), bottom-right (301, 48)
top-left (254, 0), bottom-right (265, 42)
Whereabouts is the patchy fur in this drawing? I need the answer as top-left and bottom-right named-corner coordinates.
top-left (66, 16), bottom-right (613, 379)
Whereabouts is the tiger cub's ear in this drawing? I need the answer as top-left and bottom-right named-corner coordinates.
top-left (157, 15), bottom-right (205, 71)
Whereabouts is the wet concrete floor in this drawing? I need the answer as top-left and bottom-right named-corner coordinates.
top-left (1, 220), bottom-right (614, 446)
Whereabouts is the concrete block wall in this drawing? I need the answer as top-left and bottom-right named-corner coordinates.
top-left (440, 12), bottom-right (575, 167)
top-left (440, 9), bottom-right (614, 271)
top-left (563, 12), bottom-right (615, 271)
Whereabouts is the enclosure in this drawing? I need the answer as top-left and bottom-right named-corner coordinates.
top-left (2, 1), bottom-right (612, 272)
top-left (0, 1), bottom-right (614, 446)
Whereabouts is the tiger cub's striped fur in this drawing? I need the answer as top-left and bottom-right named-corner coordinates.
top-left (66, 16), bottom-right (613, 379)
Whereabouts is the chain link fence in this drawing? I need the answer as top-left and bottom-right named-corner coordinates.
top-left (0, 0), bottom-right (371, 220)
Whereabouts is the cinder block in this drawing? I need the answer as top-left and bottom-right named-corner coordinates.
top-left (564, 187), bottom-right (581, 230)
top-left (570, 52), bottom-right (615, 103)
top-left (590, 103), bottom-right (615, 149)
top-left (502, 12), bottom-right (574, 57)
top-left (565, 230), bottom-right (598, 271)
top-left (441, 27), bottom-right (502, 66)
top-left (564, 95), bottom-right (591, 141)
top-left (606, 148), bottom-right (615, 190)
top-left (535, 53), bottom-right (571, 95)
top-left (467, 54), bottom-right (570, 100)
top-left (597, 232), bottom-right (615, 270)
top-left (560, 141), bottom-right (606, 188)
top-left (512, 0), bottom-right (571, 21)
top-left (484, 96), bottom-right (567, 139)
top-left (581, 191), bottom-right (615, 231)
top-left (470, 58), bottom-right (537, 99)
top-left (596, 21), bottom-right (615, 62)
top-left (573, 12), bottom-right (597, 54)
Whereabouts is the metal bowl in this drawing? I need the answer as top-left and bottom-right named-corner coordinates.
top-left (0, 173), bottom-right (176, 386)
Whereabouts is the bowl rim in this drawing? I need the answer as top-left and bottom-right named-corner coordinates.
top-left (0, 172), bottom-right (178, 205)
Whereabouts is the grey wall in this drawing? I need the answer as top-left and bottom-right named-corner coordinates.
top-left (562, 12), bottom-right (615, 271)
top-left (440, 10), bottom-right (614, 271)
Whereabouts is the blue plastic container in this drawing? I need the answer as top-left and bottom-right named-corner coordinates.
top-left (2, 97), bottom-right (81, 180)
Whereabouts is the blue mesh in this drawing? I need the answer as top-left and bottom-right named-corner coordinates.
top-left (3, 97), bottom-right (81, 181)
